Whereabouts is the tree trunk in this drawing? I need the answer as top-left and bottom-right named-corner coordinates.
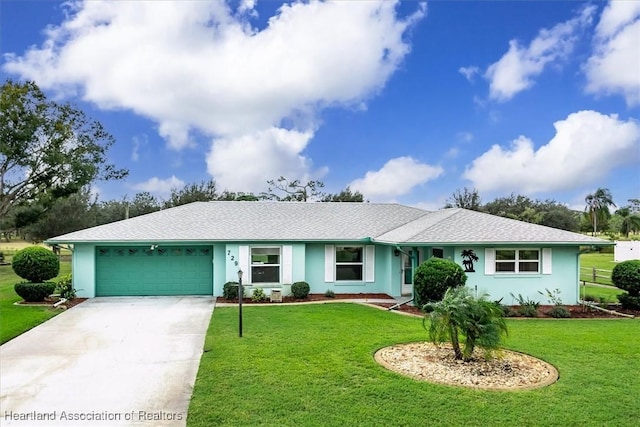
top-left (450, 325), bottom-right (462, 360)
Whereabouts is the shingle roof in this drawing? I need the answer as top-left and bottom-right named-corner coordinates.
top-left (375, 208), bottom-right (608, 245)
top-left (47, 202), bottom-right (610, 246)
top-left (47, 201), bottom-right (426, 243)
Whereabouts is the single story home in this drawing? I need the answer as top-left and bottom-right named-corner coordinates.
top-left (47, 201), bottom-right (610, 305)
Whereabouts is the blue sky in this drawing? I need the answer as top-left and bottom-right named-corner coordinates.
top-left (2, 0), bottom-right (639, 210)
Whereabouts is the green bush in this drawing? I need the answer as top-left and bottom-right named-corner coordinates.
top-left (223, 281), bottom-right (239, 300)
top-left (413, 258), bottom-right (467, 306)
top-left (56, 274), bottom-right (76, 300)
top-left (547, 306), bottom-right (571, 318)
top-left (14, 282), bottom-right (56, 302)
top-left (291, 281), bottom-right (310, 299)
top-left (324, 289), bottom-right (335, 298)
top-left (617, 293), bottom-right (640, 310)
top-left (510, 293), bottom-right (540, 317)
top-left (252, 288), bottom-right (267, 302)
top-left (12, 246), bottom-right (60, 283)
top-left (612, 260), bottom-right (640, 296)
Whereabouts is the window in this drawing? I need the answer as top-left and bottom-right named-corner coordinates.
top-left (495, 249), bottom-right (539, 274)
top-left (251, 247), bottom-right (280, 283)
top-left (336, 246), bottom-right (363, 281)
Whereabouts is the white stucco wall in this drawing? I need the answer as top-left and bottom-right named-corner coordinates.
top-left (614, 241), bottom-right (640, 262)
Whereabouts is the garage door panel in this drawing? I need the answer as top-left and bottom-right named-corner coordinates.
top-left (96, 246), bottom-right (213, 296)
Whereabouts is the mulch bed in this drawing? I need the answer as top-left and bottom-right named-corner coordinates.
top-left (375, 303), bottom-right (639, 319)
top-left (216, 293), bottom-right (393, 304)
top-left (16, 296), bottom-right (88, 310)
top-left (216, 293), bottom-right (638, 318)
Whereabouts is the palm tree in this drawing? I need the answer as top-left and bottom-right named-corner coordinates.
top-left (584, 188), bottom-right (616, 236)
top-left (617, 207), bottom-right (640, 237)
top-left (423, 287), bottom-right (507, 362)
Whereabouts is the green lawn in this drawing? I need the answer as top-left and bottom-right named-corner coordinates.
top-left (579, 252), bottom-right (617, 285)
top-left (581, 283), bottom-right (625, 303)
top-left (188, 304), bottom-right (640, 427)
top-left (0, 262), bottom-right (71, 344)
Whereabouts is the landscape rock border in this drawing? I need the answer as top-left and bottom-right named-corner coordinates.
top-left (375, 342), bottom-right (559, 391)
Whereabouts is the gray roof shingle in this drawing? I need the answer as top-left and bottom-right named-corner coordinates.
top-left (375, 208), bottom-right (608, 245)
top-left (48, 201), bottom-right (426, 243)
top-left (47, 202), bottom-right (609, 246)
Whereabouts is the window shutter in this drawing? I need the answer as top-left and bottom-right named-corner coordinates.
top-left (324, 245), bottom-right (335, 282)
top-left (282, 245), bottom-right (293, 283)
top-left (365, 245), bottom-right (375, 282)
top-left (542, 248), bottom-right (552, 275)
top-left (484, 248), bottom-right (495, 275)
top-left (239, 246), bottom-right (249, 281)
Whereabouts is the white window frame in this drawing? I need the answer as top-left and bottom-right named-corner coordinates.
top-left (250, 246), bottom-right (281, 284)
top-left (495, 249), bottom-right (540, 274)
top-left (335, 245), bottom-right (364, 282)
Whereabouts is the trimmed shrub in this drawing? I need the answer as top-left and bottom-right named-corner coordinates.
top-left (14, 282), bottom-right (56, 302)
top-left (252, 288), bottom-right (267, 302)
top-left (324, 289), bottom-right (335, 298)
top-left (612, 260), bottom-right (640, 296)
top-left (413, 258), bottom-right (467, 307)
top-left (12, 246), bottom-right (60, 283)
top-left (223, 281), bottom-right (239, 300)
top-left (617, 293), bottom-right (640, 310)
top-left (291, 281), bottom-right (310, 299)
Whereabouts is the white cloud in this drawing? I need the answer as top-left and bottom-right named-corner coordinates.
top-left (584, 1), bottom-right (640, 106)
top-left (132, 175), bottom-right (185, 197)
top-left (459, 66), bottom-right (480, 82)
top-left (463, 110), bottom-right (640, 193)
top-left (3, 0), bottom-right (426, 189)
top-left (445, 147), bottom-right (460, 159)
top-left (485, 5), bottom-right (595, 101)
top-left (131, 134), bottom-right (147, 162)
top-left (457, 132), bottom-right (474, 143)
top-left (206, 127), bottom-right (317, 193)
top-left (349, 156), bottom-right (443, 200)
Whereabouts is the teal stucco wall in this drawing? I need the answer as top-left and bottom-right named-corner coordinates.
top-left (452, 245), bottom-right (580, 305)
top-left (72, 243), bottom-right (96, 298)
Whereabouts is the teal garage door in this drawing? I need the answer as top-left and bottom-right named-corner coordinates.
top-left (96, 246), bottom-right (213, 296)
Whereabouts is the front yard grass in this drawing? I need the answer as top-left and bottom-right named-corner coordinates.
top-left (0, 262), bottom-right (71, 344)
top-left (189, 304), bottom-right (639, 427)
top-left (581, 283), bottom-right (625, 303)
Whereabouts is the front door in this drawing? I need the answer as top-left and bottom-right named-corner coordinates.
top-left (401, 250), bottom-right (413, 296)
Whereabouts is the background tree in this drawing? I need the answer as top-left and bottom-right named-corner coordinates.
top-left (21, 189), bottom-right (97, 241)
top-left (0, 80), bottom-right (127, 219)
top-left (484, 194), bottom-right (537, 220)
top-left (163, 179), bottom-right (220, 208)
top-left (615, 207), bottom-right (640, 237)
top-left (539, 205), bottom-right (580, 231)
top-left (628, 198), bottom-right (640, 214)
top-left (262, 176), bottom-right (326, 201)
top-left (584, 188), bottom-right (616, 236)
top-left (444, 187), bottom-right (482, 210)
top-left (322, 186), bottom-right (364, 202)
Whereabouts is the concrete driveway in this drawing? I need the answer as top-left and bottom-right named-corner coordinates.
top-left (0, 297), bottom-right (215, 427)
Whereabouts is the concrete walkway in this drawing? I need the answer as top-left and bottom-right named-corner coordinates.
top-left (0, 297), bottom-right (215, 427)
